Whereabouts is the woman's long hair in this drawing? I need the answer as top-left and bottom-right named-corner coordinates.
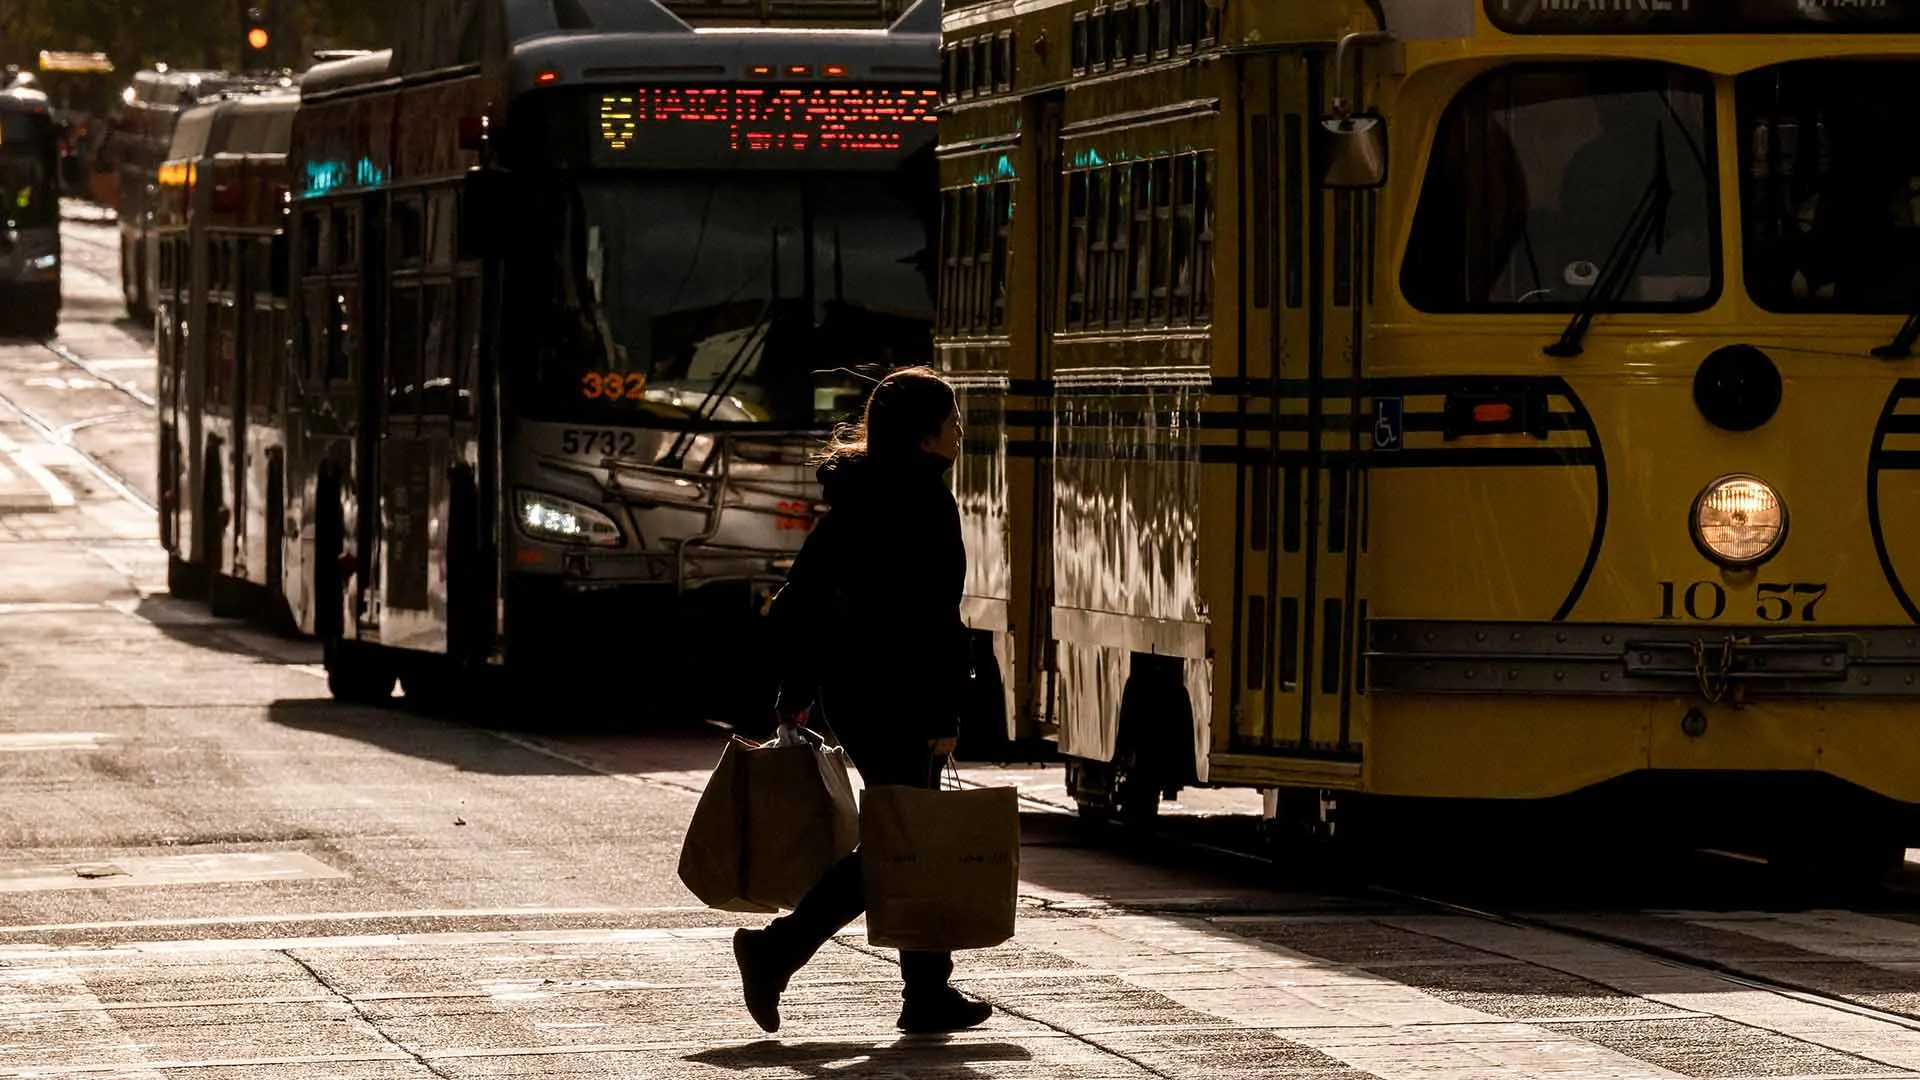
top-left (815, 365), bottom-right (956, 466)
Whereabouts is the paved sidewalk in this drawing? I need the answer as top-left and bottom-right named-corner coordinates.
top-left (10, 898), bottom-right (1920, 1078)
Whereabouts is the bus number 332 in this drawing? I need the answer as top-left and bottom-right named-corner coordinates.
top-left (1656, 580), bottom-right (1828, 622)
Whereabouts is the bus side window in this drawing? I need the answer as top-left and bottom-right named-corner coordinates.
top-left (302, 210), bottom-right (325, 274)
top-left (389, 284), bottom-right (422, 417)
top-left (394, 196), bottom-right (425, 269)
top-left (327, 288), bottom-right (356, 383)
top-left (455, 275), bottom-right (479, 423)
top-left (421, 282), bottom-right (453, 417)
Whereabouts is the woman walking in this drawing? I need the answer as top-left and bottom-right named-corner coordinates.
top-left (732, 365), bottom-right (993, 1036)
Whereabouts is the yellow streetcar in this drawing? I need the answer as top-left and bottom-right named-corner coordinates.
top-left (940, 0), bottom-right (1920, 874)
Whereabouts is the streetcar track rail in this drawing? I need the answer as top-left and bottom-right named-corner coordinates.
top-left (0, 375), bottom-right (155, 512)
top-left (1065, 798), bottom-right (1920, 1049)
top-left (1375, 883), bottom-right (1920, 1037)
top-left (40, 340), bottom-right (157, 408)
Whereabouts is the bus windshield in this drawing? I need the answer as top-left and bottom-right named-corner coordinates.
top-left (507, 168), bottom-right (937, 428)
top-left (1740, 61), bottom-right (1920, 314)
top-left (1401, 62), bottom-right (1716, 313)
top-left (0, 112), bottom-right (56, 229)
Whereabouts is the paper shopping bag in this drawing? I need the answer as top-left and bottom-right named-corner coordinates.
top-left (860, 784), bottom-right (1019, 951)
top-left (677, 731), bottom-right (860, 913)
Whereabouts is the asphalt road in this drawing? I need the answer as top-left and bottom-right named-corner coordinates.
top-left (3, 206), bottom-right (1920, 1078)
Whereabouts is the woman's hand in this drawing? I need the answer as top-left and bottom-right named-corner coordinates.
top-left (929, 736), bottom-right (957, 756)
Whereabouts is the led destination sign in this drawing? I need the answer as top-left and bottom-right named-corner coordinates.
top-left (593, 86), bottom-right (938, 167)
top-left (1488, 0), bottom-right (1920, 33)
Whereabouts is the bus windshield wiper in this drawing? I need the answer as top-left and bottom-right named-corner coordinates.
top-left (658, 228), bottom-right (782, 470)
top-left (1544, 124), bottom-right (1672, 359)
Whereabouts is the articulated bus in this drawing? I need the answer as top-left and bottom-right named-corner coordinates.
top-left (0, 85), bottom-right (61, 337)
top-left (280, 0), bottom-right (941, 706)
top-left (946, 0), bottom-right (1920, 874)
top-left (154, 90), bottom-right (299, 612)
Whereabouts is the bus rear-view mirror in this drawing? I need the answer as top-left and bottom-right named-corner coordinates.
top-left (1318, 114), bottom-right (1387, 189)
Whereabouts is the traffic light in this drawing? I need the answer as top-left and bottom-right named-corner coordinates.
top-left (245, 6), bottom-right (269, 54)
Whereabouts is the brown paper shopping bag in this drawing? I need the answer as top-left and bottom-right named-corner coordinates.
top-left (677, 730), bottom-right (859, 913)
top-left (860, 784), bottom-right (1019, 951)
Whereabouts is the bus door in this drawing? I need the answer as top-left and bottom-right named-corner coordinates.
top-left (1229, 48), bottom-right (1366, 765)
top-left (157, 225), bottom-right (185, 557)
top-left (352, 190), bottom-right (391, 639)
top-left (377, 190), bottom-right (455, 653)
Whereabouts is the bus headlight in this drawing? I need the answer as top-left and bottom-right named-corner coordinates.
top-left (1690, 474), bottom-right (1786, 567)
top-left (515, 489), bottom-right (622, 547)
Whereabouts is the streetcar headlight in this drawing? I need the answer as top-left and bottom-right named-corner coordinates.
top-left (1690, 474), bottom-right (1786, 567)
top-left (514, 489), bottom-right (622, 547)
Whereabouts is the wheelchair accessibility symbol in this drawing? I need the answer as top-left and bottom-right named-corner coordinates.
top-left (1373, 397), bottom-right (1403, 452)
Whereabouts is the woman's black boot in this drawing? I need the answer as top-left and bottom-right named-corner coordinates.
top-left (897, 988), bottom-right (993, 1034)
top-left (733, 928), bottom-right (796, 1033)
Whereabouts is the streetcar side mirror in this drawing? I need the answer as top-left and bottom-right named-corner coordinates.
top-left (1318, 113), bottom-right (1387, 189)
top-left (460, 169), bottom-right (514, 259)
top-left (270, 233), bottom-right (290, 298)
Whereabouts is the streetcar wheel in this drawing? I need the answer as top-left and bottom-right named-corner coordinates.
top-left (325, 639), bottom-right (397, 704)
top-left (1767, 835), bottom-right (1906, 889)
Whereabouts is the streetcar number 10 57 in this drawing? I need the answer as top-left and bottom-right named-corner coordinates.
top-left (1656, 580), bottom-right (1827, 623)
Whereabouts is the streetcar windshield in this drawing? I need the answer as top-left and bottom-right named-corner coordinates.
top-left (1402, 63), bottom-right (1717, 312)
top-left (0, 112), bottom-right (56, 228)
top-left (1739, 61), bottom-right (1920, 314)
top-left (507, 167), bottom-right (937, 427)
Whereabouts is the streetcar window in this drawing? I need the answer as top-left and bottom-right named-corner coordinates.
top-left (1150, 156), bottom-right (1171, 322)
top-left (1193, 153), bottom-right (1214, 321)
top-left (1739, 61), bottom-right (1920, 314)
top-left (1401, 62), bottom-right (1717, 313)
top-left (1066, 171), bottom-right (1089, 326)
top-left (1127, 161), bottom-right (1151, 323)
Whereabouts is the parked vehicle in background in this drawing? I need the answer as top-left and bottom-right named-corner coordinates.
top-left (0, 83), bottom-right (62, 337)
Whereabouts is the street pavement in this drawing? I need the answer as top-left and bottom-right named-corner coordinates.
top-left (1, 207), bottom-right (1919, 1077)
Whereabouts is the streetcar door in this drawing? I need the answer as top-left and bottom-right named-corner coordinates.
top-left (1227, 49), bottom-right (1368, 764)
top-left (1304, 47), bottom-right (1375, 759)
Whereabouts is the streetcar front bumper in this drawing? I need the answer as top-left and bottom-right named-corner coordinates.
top-left (1355, 618), bottom-right (1920, 805)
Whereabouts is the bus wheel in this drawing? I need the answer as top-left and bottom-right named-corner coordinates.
top-left (400, 664), bottom-right (460, 714)
top-left (326, 639), bottom-right (396, 704)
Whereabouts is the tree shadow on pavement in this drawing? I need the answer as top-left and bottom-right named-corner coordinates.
top-left (684, 1036), bottom-right (1032, 1077)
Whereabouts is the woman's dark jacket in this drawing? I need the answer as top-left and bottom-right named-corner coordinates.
top-left (769, 449), bottom-right (971, 744)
